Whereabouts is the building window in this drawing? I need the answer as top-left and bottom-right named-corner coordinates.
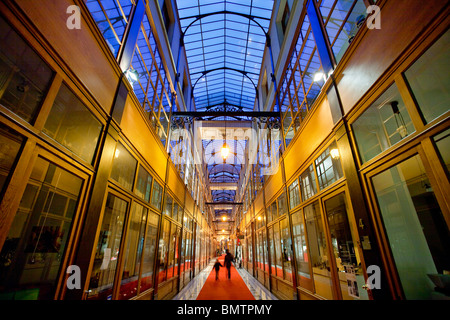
top-left (164, 193), bottom-right (173, 217)
top-left (139, 211), bottom-right (159, 293)
top-left (135, 165), bottom-right (153, 202)
top-left (404, 30), bottom-right (450, 124)
top-left (288, 179), bottom-right (301, 210)
top-left (118, 202), bottom-right (148, 300)
top-left (43, 84), bottom-right (103, 164)
top-left (300, 164), bottom-right (317, 201)
top-left (0, 15), bottom-right (53, 123)
top-left (292, 209), bottom-right (313, 291)
top-left (151, 180), bottom-right (163, 210)
top-left (304, 200), bottom-right (334, 299)
top-left (110, 142), bottom-right (137, 191)
top-left (314, 141), bottom-right (344, 190)
top-left (87, 193), bottom-right (128, 300)
top-left (0, 124), bottom-right (24, 193)
top-left (433, 129), bottom-right (450, 177)
top-left (371, 155), bottom-right (450, 299)
top-left (352, 83), bottom-right (415, 163)
top-left (0, 157), bottom-right (83, 300)
top-left (281, 3), bottom-right (290, 35)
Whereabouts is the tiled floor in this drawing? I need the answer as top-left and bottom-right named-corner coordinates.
top-left (173, 260), bottom-right (278, 300)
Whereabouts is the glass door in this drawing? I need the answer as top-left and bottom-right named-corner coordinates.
top-left (321, 190), bottom-right (369, 300)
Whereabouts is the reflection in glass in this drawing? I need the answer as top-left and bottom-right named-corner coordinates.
top-left (151, 180), bottom-right (163, 210)
top-left (300, 164), bottom-right (317, 201)
top-left (0, 157), bottom-right (82, 300)
top-left (324, 193), bottom-right (368, 300)
top-left (158, 219), bottom-right (170, 283)
top-left (0, 16), bottom-right (53, 123)
top-left (288, 179), bottom-right (301, 210)
top-left (292, 210), bottom-right (313, 292)
top-left (110, 143), bottom-right (137, 190)
top-left (304, 201), bottom-right (333, 299)
top-left (139, 211), bottom-right (158, 293)
top-left (87, 194), bottom-right (127, 300)
top-left (118, 203), bottom-right (147, 300)
top-left (372, 155), bottom-right (450, 299)
top-left (0, 124), bottom-right (23, 192)
top-left (43, 84), bottom-right (102, 164)
top-left (404, 31), bottom-right (450, 123)
top-left (135, 165), bottom-right (152, 202)
top-left (433, 129), bottom-right (450, 177)
top-left (280, 218), bottom-right (293, 282)
top-left (352, 84), bottom-right (415, 163)
top-left (315, 141), bottom-right (344, 189)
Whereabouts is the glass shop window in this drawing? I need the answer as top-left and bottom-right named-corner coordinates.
top-left (135, 165), bottom-right (152, 202)
top-left (404, 31), bottom-right (450, 124)
top-left (87, 193), bottom-right (127, 300)
top-left (277, 192), bottom-right (288, 217)
top-left (151, 180), bottom-right (163, 210)
top-left (324, 192), bottom-right (368, 300)
top-left (0, 157), bottom-right (82, 300)
top-left (280, 218), bottom-right (293, 282)
top-left (110, 142), bottom-right (137, 191)
top-left (164, 193), bottom-right (173, 217)
top-left (314, 141), bottom-right (344, 190)
top-left (0, 123), bottom-right (24, 193)
top-left (0, 15), bottom-right (53, 123)
top-left (43, 84), bottom-right (103, 164)
top-left (352, 84), bottom-right (415, 163)
top-left (300, 164), bottom-right (317, 201)
top-left (432, 129), bottom-right (450, 177)
top-left (273, 223), bottom-right (283, 278)
top-left (139, 211), bottom-right (158, 293)
top-left (372, 155), bottom-right (450, 299)
top-left (158, 218), bottom-right (171, 283)
top-left (304, 201), bottom-right (334, 300)
top-left (292, 210), bottom-right (313, 292)
top-left (118, 203), bottom-right (147, 300)
top-left (288, 179), bottom-right (301, 210)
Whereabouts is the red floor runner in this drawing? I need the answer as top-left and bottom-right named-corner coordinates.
top-left (196, 254), bottom-right (255, 300)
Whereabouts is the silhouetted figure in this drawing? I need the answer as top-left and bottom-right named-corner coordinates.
top-left (224, 249), bottom-right (234, 279)
top-left (213, 259), bottom-right (223, 280)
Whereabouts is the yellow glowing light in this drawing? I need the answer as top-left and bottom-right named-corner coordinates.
top-left (330, 148), bottom-right (340, 159)
top-left (221, 143), bottom-right (230, 159)
top-left (222, 216), bottom-right (227, 221)
top-left (257, 216), bottom-right (262, 221)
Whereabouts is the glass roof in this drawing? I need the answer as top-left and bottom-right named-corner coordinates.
top-left (176, 0), bottom-right (274, 112)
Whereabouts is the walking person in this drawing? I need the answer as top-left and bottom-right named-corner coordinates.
top-left (224, 249), bottom-right (234, 280)
top-left (213, 259), bottom-right (223, 280)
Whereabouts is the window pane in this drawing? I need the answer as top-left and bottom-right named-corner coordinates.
top-left (0, 157), bottom-right (82, 300)
top-left (0, 124), bottom-right (23, 193)
top-left (372, 155), bottom-right (450, 299)
top-left (110, 143), bottom-right (137, 190)
top-left (87, 194), bottom-right (127, 300)
top-left (158, 219), bottom-right (170, 283)
top-left (404, 31), bottom-right (450, 123)
top-left (43, 84), bottom-right (102, 163)
top-left (300, 164), bottom-right (317, 201)
top-left (118, 203), bottom-right (147, 300)
top-left (352, 83), bottom-right (415, 163)
top-left (315, 141), bottom-right (344, 189)
top-left (288, 179), bottom-right (301, 210)
top-left (139, 211), bottom-right (158, 293)
top-left (292, 210), bottom-right (313, 292)
top-left (324, 193), bottom-right (368, 300)
top-left (164, 193), bottom-right (173, 217)
top-left (135, 165), bottom-right (152, 202)
top-left (304, 201), bottom-right (334, 299)
top-left (0, 16), bottom-right (53, 123)
top-left (151, 180), bottom-right (163, 210)
top-left (281, 218), bottom-right (293, 282)
top-left (273, 223), bottom-right (283, 278)
top-left (433, 129), bottom-right (450, 177)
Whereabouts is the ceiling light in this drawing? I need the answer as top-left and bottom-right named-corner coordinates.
top-left (125, 68), bottom-right (139, 84)
top-left (313, 71), bottom-right (325, 82)
top-left (221, 143), bottom-right (230, 159)
top-left (222, 216), bottom-right (227, 221)
top-left (330, 148), bottom-right (340, 159)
